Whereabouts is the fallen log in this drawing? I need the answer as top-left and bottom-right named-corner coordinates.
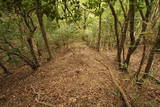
top-left (96, 59), bottom-right (131, 107)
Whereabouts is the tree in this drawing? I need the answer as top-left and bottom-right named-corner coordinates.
top-left (107, 0), bottom-right (121, 66)
top-left (142, 24), bottom-right (160, 80)
top-left (123, 0), bottom-right (154, 71)
top-left (36, 0), bottom-right (53, 60)
top-left (123, 0), bottom-right (136, 71)
top-left (97, 0), bottom-right (103, 52)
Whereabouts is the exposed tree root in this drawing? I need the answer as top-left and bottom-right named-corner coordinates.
top-left (136, 75), bottom-right (160, 86)
top-left (96, 59), bottom-right (131, 107)
top-left (35, 99), bottom-right (55, 107)
top-left (148, 75), bottom-right (160, 84)
top-left (31, 85), bottom-right (55, 107)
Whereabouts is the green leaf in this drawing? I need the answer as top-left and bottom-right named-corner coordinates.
top-left (8, 48), bottom-right (20, 54)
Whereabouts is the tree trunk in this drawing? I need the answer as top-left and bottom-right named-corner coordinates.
top-left (119, 14), bottom-right (129, 65)
top-left (36, 0), bottom-right (53, 60)
top-left (142, 47), bottom-right (155, 79)
top-left (123, 0), bottom-right (135, 71)
top-left (27, 37), bottom-right (39, 67)
top-left (142, 24), bottom-right (160, 79)
top-left (123, 0), bottom-right (153, 71)
top-left (97, 3), bottom-right (102, 52)
top-left (108, 2), bottom-right (121, 67)
top-left (135, 37), bottom-right (146, 80)
top-left (83, 10), bottom-right (87, 31)
top-left (118, 0), bottom-right (130, 64)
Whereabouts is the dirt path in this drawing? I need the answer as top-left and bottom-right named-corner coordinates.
top-left (0, 42), bottom-right (123, 107)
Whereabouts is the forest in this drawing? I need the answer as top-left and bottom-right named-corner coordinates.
top-left (0, 0), bottom-right (160, 106)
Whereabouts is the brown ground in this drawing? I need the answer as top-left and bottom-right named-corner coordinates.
top-left (0, 41), bottom-right (160, 107)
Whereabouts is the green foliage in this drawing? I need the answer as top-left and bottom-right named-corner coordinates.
top-left (50, 24), bottom-right (80, 48)
top-left (43, 4), bottom-right (59, 21)
top-left (113, 90), bottom-right (121, 97)
top-left (0, 15), bottom-right (19, 42)
top-left (21, 0), bottom-right (34, 8)
top-left (136, 0), bottom-right (145, 10)
top-left (83, 0), bottom-right (106, 16)
top-left (8, 48), bottom-right (20, 54)
top-left (120, 63), bottom-right (128, 69)
top-left (69, 0), bottom-right (82, 21)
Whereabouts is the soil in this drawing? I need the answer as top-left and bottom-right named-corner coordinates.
top-left (0, 41), bottom-right (160, 107)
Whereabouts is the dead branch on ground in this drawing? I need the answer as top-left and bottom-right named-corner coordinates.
top-left (31, 85), bottom-right (55, 107)
top-left (95, 59), bottom-right (131, 107)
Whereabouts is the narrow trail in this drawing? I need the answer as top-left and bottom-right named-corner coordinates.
top-left (0, 42), bottom-right (125, 107)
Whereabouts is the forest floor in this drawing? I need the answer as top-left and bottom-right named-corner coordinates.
top-left (0, 41), bottom-right (160, 107)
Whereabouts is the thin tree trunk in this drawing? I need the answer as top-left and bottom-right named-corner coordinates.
top-left (97, 3), bottom-right (102, 52)
top-left (142, 47), bottom-right (155, 79)
top-left (83, 10), bottom-right (87, 31)
top-left (63, 0), bottom-right (68, 23)
top-left (124, 0), bottom-right (153, 71)
top-left (27, 37), bottom-right (39, 67)
top-left (142, 24), bottom-right (160, 79)
top-left (118, 0), bottom-right (129, 62)
top-left (108, 2), bottom-right (121, 66)
top-left (82, 10), bottom-right (88, 41)
top-left (119, 0), bottom-right (127, 18)
top-left (135, 37), bottom-right (146, 80)
top-left (119, 14), bottom-right (129, 65)
top-left (123, 0), bottom-right (135, 71)
top-left (36, 0), bottom-right (53, 60)
top-left (36, 42), bottom-right (42, 57)
top-left (22, 10), bottom-right (39, 67)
